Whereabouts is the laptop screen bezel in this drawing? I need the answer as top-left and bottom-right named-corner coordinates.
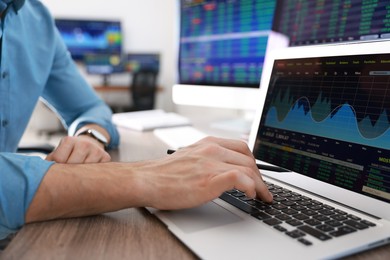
top-left (247, 40), bottom-right (390, 220)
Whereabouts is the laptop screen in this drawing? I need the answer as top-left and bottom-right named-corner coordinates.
top-left (252, 52), bottom-right (390, 204)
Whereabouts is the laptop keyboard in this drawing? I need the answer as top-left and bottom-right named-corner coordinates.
top-left (220, 181), bottom-right (376, 246)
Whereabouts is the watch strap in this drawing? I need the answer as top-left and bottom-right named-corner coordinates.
top-left (76, 129), bottom-right (108, 149)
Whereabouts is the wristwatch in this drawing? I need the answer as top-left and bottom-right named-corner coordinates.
top-left (77, 129), bottom-right (108, 149)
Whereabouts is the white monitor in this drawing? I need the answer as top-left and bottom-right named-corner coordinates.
top-left (172, 1), bottom-right (288, 133)
top-left (173, 31), bottom-right (289, 110)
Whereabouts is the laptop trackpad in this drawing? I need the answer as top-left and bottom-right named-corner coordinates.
top-left (160, 202), bottom-right (242, 234)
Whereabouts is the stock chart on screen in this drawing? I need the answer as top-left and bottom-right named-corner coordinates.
top-left (254, 53), bottom-right (390, 202)
top-left (179, 0), bottom-right (277, 87)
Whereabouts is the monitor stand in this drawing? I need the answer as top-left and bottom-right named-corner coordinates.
top-left (102, 74), bottom-right (111, 86)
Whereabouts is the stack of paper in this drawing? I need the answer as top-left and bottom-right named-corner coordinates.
top-left (112, 109), bottom-right (191, 131)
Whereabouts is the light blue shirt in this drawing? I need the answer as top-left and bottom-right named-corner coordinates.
top-left (0, 0), bottom-right (120, 238)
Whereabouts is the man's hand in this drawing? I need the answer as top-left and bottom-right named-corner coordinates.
top-left (133, 136), bottom-right (273, 209)
top-left (45, 135), bottom-right (111, 163)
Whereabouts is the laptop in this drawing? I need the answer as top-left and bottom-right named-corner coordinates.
top-left (148, 40), bottom-right (390, 259)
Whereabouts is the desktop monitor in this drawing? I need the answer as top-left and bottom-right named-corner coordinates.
top-left (172, 0), bottom-right (285, 113)
top-left (55, 18), bottom-right (123, 61)
top-left (84, 53), bottom-right (160, 86)
top-left (124, 53), bottom-right (160, 73)
top-left (272, 0), bottom-right (390, 46)
top-left (84, 53), bottom-right (125, 85)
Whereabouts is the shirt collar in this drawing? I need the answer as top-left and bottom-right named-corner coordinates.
top-left (0, 0), bottom-right (24, 14)
top-left (0, 0), bottom-right (12, 13)
top-left (12, 0), bottom-right (24, 12)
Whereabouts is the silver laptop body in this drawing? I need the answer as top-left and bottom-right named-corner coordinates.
top-left (149, 40), bottom-right (390, 259)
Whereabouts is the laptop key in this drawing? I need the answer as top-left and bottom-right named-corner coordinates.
top-left (246, 200), bottom-right (257, 206)
top-left (318, 209), bottom-right (335, 216)
top-left (289, 196), bottom-right (302, 201)
top-left (312, 214), bottom-right (331, 222)
top-left (312, 201), bottom-right (323, 206)
top-left (251, 211), bottom-right (272, 220)
top-left (271, 188), bottom-right (284, 194)
top-left (280, 192), bottom-right (292, 197)
top-left (332, 214), bottom-right (348, 221)
top-left (219, 193), bottom-right (258, 214)
top-left (265, 209), bottom-right (282, 216)
top-left (348, 214), bottom-right (361, 221)
top-left (316, 224), bottom-right (335, 232)
top-left (286, 219), bottom-right (303, 227)
top-left (322, 205), bottom-right (334, 210)
top-left (343, 220), bottom-right (369, 230)
top-left (281, 201), bottom-right (297, 206)
top-left (239, 196), bottom-right (255, 202)
top-left (298, 225), bottom-right (332, 241)
top-left (291, 205), bottom-right (307, 211)
top-left (293, 213), bottom-right (310, 221)
top-left (290, 191), bottom-right (302, 197)
top-left (282, 208), bottom-right (299, 215)
top-left (307, 204), bottom-right (323, 210)
top-left (298, 238), bottom-right (313, 246)
top-left (334, 209), bottom-right (348, 215)
top-left (275, 214), bottom-right (292, 221)
top-left (304, 218), bottom-right (322, 226)
top-left (360, 220), bottom-right (376, 227)
top-left (297, 200), bottom-right (313, 206)
top-left (325, 220), bottom-right (343, 227)
top-left (231, 191), bottom-right (245, 198)
top-left (253, 201), bottom-right (272, 210)
top-left (301, 209), bottom-right (317, 216)
top-left (286, 229), bottom-right (306, 239)
top-left (264, 218), bottom-right (283, 226)
top-left (329, 226), bottom-right (356, 237)
top-left (273, 196), bottom-right (287, 202)
top-left (274, 225), bottom-right (287, 232)
top-left (273, 203), bottom-right (288, 210)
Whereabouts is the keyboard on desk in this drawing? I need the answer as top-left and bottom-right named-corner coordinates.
top-left (153, 126), bottom-right (208, 149)
top-left (220, 181), bottom-right (376, 246)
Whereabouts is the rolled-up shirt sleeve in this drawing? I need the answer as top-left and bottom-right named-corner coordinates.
top-left (41, 26), bottom-right (120, 150)
top-left (0, 153), bottom-right (54, 239)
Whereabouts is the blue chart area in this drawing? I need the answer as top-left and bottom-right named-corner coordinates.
top-left (265, 98), bottom-right (390, 149)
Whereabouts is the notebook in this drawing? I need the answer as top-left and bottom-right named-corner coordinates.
top-left (148, 40), bottom-right (390, 259)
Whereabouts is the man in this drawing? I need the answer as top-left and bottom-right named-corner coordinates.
top-left (0, 0), bottom-right (272, 240)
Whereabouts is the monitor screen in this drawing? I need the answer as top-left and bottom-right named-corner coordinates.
top-left (84, 53), bottom-right (160, 75)
top-left (272, 0), bottom-right (390, 46)
top-left (84, 54), bottom-right (124, 75)
top-left (178, 0), bottom-right (277, 88)
top-left (124, 54), bottom-right (160, 73)
top-left (55, 18), bottom-right (123, 61)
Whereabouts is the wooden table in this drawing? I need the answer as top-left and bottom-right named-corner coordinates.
top-left (2, 127), bottom-right (390, 259)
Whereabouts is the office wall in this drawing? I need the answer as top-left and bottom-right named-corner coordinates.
top-left (40, 0), bottom-right (179, 111)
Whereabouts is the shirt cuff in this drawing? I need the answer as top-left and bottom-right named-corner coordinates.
top-left (0, 153), bottom-right (54, 239)
top-left (68, 117), bottom-right (120, 150)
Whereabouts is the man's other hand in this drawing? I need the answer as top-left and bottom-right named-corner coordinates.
top-left (45, 136), bottom-right (111, 163)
